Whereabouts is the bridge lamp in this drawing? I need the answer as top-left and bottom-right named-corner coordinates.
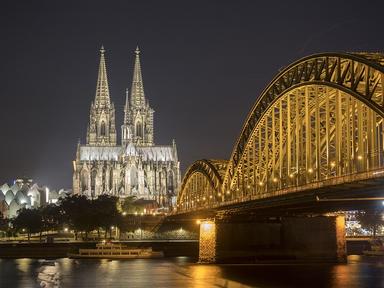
top-left (122, 212), bottom-right (127, 216)
top-left (209, 195), bottom-right (213, 199)
top-left (226, 190), bottom-right (230, 195)
top-left (196, 220), bottom-right (201, 225)
top-left (330, 162), bottom-right (336, 168)
top-left (203, 197), bottom-right (206, 201)
top-left (246, 185), bottom-right (251, 189)
top-left (273, 178), bottom-right (278, 183)
top-left (308, 168), bottom-right (313, 173)
top-left (289, 173), bottom-right (295, 178)
top-left (357, 155), bottom-right (363, 160)
top-left (258, 181), bottom-right (263, 186)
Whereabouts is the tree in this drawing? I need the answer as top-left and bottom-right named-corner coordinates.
top-left (356, 208), bottom-right (384, 238)
top-left (13, 208), bottom-right (42, 242)
top-left (94, 195), bottom-right (122, 239)
top-left (0, 212), bottom-right (10, 238)
top-left (40, 204), bottom-right (62, 236)
top-left (121, 196), bottom-right (138, 214)
top-left (60, 194), bottom-right (92, 240)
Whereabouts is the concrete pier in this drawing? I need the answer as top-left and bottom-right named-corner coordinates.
top-left (198, 215), bottom-right (346, 263)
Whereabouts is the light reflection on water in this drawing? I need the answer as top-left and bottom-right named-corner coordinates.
top-left (0, 256), bottom-right (383, 288)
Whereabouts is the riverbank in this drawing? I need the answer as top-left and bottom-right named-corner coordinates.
top-left (0, 239), bottom-right (372, 260)
top-left (0, 240), bottom-right (199, 258)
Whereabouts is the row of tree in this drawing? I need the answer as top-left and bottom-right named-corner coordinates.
top-left (3, 194), bottom-right (140, 241)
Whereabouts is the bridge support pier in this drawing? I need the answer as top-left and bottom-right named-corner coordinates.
top-left (198, 215), bottom-right (346, 263)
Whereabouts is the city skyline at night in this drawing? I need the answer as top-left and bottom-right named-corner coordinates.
top-left (1, 0), bottom-right (384, 190)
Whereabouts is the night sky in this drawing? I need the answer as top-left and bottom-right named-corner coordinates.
top-left (1, 0), bottom-right (384, 189)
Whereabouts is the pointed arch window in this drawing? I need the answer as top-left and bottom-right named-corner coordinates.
top-left (136, 121), bottom-right (143, 138)
top-left (91, 169), bottom-right (97, 192)
top-left (100, 121), bottom-right (106, 136)
top-left (81, 169), bottom-right (89, 192)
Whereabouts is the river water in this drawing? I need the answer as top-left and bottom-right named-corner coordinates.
top-left (0, 255), bottom-right (384, 288)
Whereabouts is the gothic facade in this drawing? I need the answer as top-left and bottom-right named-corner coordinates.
top-left (73, 47), bottom-right (180, 208)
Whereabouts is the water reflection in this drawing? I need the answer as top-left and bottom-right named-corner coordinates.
top-left (0, 256), bottom-right (383, 288)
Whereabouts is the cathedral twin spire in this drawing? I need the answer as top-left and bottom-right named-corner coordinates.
top-left (87, 46), bottom-right (154, 147)
top-left (130, 47), bottom-right (146, 108)
top-left (94, 46), bottom-right (111, 107)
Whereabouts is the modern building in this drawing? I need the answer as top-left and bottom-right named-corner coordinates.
top-left (72, 47), bottom-right (180, 208)
top-left (0, 179), bottom-right (69, 218)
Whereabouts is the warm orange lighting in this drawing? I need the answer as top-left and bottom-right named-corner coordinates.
top-left (258, 181), bottom-right (263, 186)
top-left (273, 177), bottom-right (278, 183)
top-left (308, 168), bottom-right (313, 173)
top-left (201, 221), bottom-right (214, 232)
top-left (358, 155), bottom-right (363, 160)
top-left (196, 219), bottom-right (201, 225)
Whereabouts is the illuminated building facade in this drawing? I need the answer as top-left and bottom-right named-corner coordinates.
top-left (73, 47), bottom-right (180, 208)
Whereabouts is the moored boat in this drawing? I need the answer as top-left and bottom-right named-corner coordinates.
top-left (68, 242), bottom-right (164, 259)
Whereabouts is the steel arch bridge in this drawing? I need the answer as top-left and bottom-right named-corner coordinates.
top-left (177, 52), bottom-right (384, 213)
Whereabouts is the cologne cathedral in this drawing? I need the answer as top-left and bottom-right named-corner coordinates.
top-left (73, 47), bottom-right (180, 208)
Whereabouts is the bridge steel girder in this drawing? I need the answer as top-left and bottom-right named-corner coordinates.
top-left (224, 52), bottom-right (384, 192)
top-left (177, 159), bottom-right (228, 212)
top-left (177, 52), bottom-right (384, 214)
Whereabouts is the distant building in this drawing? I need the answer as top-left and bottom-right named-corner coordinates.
top-left (0, 179), bottom-right (70, 218)
top-left (72, 47), bottom-right (181, 208)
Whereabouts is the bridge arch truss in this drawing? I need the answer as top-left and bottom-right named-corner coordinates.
top-left (177, 53), bottom-right (384, 212)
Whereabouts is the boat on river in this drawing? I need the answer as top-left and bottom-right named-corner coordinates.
top-left (68, 242), bottom-right (164, 259)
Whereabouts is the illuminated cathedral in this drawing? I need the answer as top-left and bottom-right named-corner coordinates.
top-left (73, 46), bottom-right (180, 208)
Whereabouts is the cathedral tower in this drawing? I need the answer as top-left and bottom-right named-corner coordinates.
top-left (122, 47), bottom-right (154, 146)
top-left (87, 46), bottom-right (117, 146)
top-left (74, 46), bottom-right (180, 209)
